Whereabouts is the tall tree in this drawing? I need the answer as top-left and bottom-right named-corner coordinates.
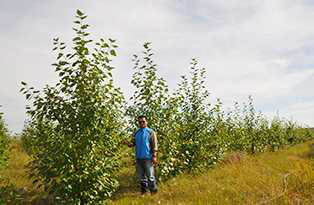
top-left (21, 10), bottom-right (125, 204)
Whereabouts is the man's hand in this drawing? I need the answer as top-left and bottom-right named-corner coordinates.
top-left (123, 139), bottom-right (133, 148)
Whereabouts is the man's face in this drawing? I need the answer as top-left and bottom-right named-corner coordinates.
top-left (138, 118), bottom-right (147, 128)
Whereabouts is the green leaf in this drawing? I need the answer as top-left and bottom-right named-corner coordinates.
top-left (57, 53), bottom-right (63, 60)
top-left (81, 24), bottom-right (89, 29)
top-left (76, 9), bottom-right (84, 16)
top-left (110, 50), bottom-right (116, 56)
top-left (73, 37), bottom-right (81, 41)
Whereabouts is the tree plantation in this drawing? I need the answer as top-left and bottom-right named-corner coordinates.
top-left (1, 10), bottom-right (313, 205)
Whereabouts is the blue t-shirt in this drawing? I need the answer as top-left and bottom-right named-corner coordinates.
top-left (134, 127), bottom-right (153, 159)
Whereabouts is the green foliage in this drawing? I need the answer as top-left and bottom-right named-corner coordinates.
top-left (126, 43), bottom-right (179, 179)
top-left (20, 121), bottom-right (40, 155)
top-left (218, 97), bottom-right (270, 153)
top-left (127, 45), bottom-right (225, 180)
top-left (21, 10), bottom-right (125, 205)
top-left (158, 59), bottom-right (225, 177)
top-left (0, 107), bottom-right (9, 170)
top-left (0, 180), bottom-right (24, 205)
top-left (293, 127), bottom-right (314, 143)
top-left (212, 98), bottom-right (313, 154)
top-left (127, 42), bottom-right (170, 129)
top-left (128, 44), bottom-right (314, 181)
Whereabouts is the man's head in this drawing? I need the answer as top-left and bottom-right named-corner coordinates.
top-left (138, 115), bottom-right (148, 128)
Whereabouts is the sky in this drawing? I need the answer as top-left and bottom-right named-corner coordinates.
top-left (1, 0), bottom-right (314, 133)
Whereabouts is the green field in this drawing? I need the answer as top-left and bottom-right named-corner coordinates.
top-left (1, 139), bottom-right (313, 205)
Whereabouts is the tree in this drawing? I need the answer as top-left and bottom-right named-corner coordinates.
top-left (168, 59), bottom-right (225, 173)
top-left (21, 10), bottom-right (125, 204)
top-left (128, 46), bottom-right (225, 179)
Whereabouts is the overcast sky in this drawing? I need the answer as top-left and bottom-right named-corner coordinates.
top-left (1, 0), bottom-right (314, 133)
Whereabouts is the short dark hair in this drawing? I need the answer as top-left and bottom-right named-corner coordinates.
top-left (138, 115), bottom-right (147, 120)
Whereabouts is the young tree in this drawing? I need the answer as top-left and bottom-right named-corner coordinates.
top-left (127, 42), bottom-right (170, 130)
top-left (127, 43), bottom-right (182, 180)
top-left (170, 59), bottom-right (226, 173)
top-left (21, 10), bottom-right (125, 204)
top-left (128, 47), bottom-right (225, 179)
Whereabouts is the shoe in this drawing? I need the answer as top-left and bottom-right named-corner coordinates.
top-left (141, 188), bottom-right (148, 195)
top-left (150, 189), bottom-right (158, 195)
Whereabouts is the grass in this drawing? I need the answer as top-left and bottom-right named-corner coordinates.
top-left (0, 140), bottom-right (30, 187)
top-left (0, 140), bottom-right (45, 205)
top-left (110, 140), bottom-right (314, 205)
top-left (0, 140), bottom-right (314, 205)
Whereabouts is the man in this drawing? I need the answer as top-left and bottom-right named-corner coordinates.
top-left (126, 115), bottom-right (158, 194)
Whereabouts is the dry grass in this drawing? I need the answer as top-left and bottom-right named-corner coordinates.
top-left (0, 140), bottom-right (31, 187)
top-left (110, 141), bottom-right (314, 205)
top-left (0, 140), bottom-right (45, 205)
top-left (1, 140), bottom-right (314, 205)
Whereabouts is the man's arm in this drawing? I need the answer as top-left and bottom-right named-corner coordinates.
top-left (150, 131), bottom-right (158, 164)
top-left (151, 131), bottom-right (158, 153)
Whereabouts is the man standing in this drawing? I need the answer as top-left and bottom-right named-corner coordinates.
top-left (126, 116), bottom-right (158, 194)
